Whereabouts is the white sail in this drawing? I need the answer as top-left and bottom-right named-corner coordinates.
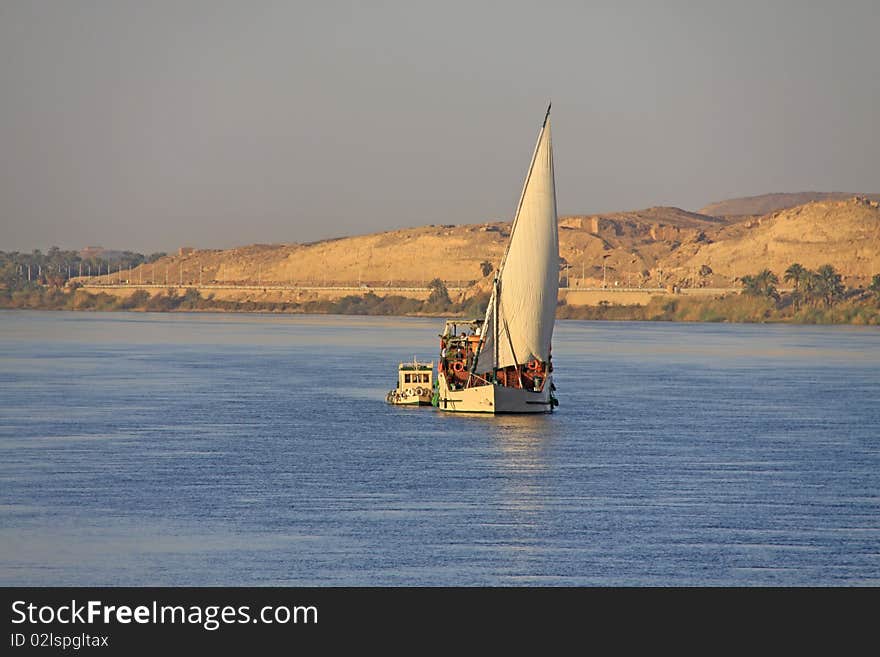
top-left (476, 112), bottom-right (559, 372)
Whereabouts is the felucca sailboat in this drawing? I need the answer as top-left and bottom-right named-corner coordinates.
top-left (435, 106), bottom-right (559, 413)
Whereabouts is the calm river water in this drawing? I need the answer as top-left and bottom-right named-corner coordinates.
top-left (1, 310), bottom-right (878, 585)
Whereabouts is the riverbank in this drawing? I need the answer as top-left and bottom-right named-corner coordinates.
top-left (558, 294), bottom-right (880, 325)
top-left (2, 284), bottom-right (879, 324)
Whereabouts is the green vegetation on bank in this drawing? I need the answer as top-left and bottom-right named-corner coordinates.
top-left (1, 248), bottom-right (164, 287)
top-left (2, 262), bottom-right (878, 324)
top-left (558, 294), bottom-right (880, 324)
top-left (559, 263), bottom-right (880, 324)
top-left (0, 285), bottom-right (493, 318)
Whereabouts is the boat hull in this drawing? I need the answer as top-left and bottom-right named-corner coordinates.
top-left (386, 388), bottom-right (433, 406)
top-left (436, 373), bottom-right (553, 414)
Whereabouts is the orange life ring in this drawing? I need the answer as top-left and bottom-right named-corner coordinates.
top-left (527, 359), bottom-right (540, 371)
top-left (452, 361), bottom-right (464, 373)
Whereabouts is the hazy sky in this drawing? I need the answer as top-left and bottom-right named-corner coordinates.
top-left (1, 1), bottom-right (878, 253)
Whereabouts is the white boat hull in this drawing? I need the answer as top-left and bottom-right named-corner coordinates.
top-left (436, 373), bottom-right (553, 414)
top-left (386, 388), bottom-right (432, 406)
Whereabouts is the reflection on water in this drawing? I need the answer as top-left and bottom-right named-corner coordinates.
top-left (491, 416), bottom-right (553, 514)
top-left (1, 311), bottom-right (879, 585)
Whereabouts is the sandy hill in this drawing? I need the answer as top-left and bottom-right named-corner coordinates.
top-left (700, 192), bottom-right (880, 219)
top-left (665, 197), bottom-right (880, 286)
top-left (557, 207), bottom-right (724, 284)
top-left (94, 224), bottom-right (510, 289)
top-left (81, 198), bottom-right (880, 295)
top-left (84, 207), bottom-right (722, 291)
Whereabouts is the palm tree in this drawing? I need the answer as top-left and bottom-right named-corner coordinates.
top-left (759, 269), bottom-right (780, 301)
top-left (816, 264), bottom-right (844, 308)
top-left (740, 274), bottom-right (759, 296)
top-left (741, 269), bottom-right (780, 301)
top-left (427, 278), bottom-right (451, 305)
top-left (800, 269), bottom-right (820, 307)
top-left (784, 263), bottom-right (808, 310)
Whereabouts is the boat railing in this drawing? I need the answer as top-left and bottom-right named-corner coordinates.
top-left (466, 372), bottom-right (493, 387)
top-left (398, 361), bottom-right (434, 371)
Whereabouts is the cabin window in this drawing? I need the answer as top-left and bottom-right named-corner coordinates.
top-left (404, 374), bottom-right (411, 383)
